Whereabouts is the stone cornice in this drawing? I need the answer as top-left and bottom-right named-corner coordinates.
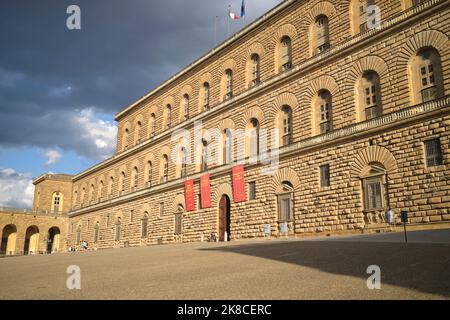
top-left (0, 207), bottom-right (69, 218)
top-left (72, 0), bottom-right (447, 182)
top-left (33, 173), bottom-right (74, 185)
top-left (68, 95), bottom-right (450, 217)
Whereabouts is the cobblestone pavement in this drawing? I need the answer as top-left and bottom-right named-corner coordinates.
top-left (1, 229), bottom-right (449, 300)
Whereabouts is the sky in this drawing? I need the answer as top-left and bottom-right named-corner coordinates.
top-left (0, 0), bottom-right (281, 208)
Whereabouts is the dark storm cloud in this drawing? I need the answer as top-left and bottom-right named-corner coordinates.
top-left (0, 0), bottom-right (279, 160)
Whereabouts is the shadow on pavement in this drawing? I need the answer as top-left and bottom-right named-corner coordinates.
top-left (199, 240), bottom-right (450, 298)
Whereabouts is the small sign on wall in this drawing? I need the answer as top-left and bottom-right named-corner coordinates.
top-left (280, 222), bottom-right (288, 235)
top-left (263, 224), bottom-right (271, 237)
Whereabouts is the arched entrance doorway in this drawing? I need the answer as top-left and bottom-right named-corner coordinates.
top-left (24, 226), bottom-right (40, 255)
top-left (1, 224), bottom-right (17, 255)
top-left (218, 195), bottom-right (231, 241)
top-left (47, 227), bottom-right (61, 254)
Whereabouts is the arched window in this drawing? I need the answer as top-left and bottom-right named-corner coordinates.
top-left (141, 213), bottom-right (149, 238)
top-left (278, 181), bottom-right (294, 223)
top-left (203, 82), bottom-right (210, 111)
top-left (73, 191), bottom-right (78, 207)
top-left (183, 94), bottom-right (190, 120)
top-left (248, 118), bottom-right (260, 159)
top-left (115, 218), bottom-right (121, 242)
top-left (80, 188), bottom-right (86, 207)
top-left (225, 69), bottom-right (233, 100)
top-left (361, 162), bottom-right (387, 218)
top-left (201, 139), bottom-right (208, 172)
top-left (123, 128), bottom-right (129, 150)
top-left (108, 177), bottom-right (114, 198)
top-left (360, 71), bottom-right (382, 120)
top-left (359, 0), bottom-right (375, 33)
top-left (132, 167), bottom-right (139, 190)
top-left (76, 226), bottom-right (81, 244)
top-left (161, 155), bottom-right (169, 183)
top-left (166, 104), bottom-right (172, 129)
top-left (135, 121), bottom-right (142, 145)
top-left (146, 161), bottom-right (153, 187)
top-left (51, 192), bottom-right (62, 213)
top-left (318, 90), bottom-right (333, 134)
top-left (98, 180), bottom-right (104, 201)
top-left (314, 15), bottom-right (330, 54)
top-left (282, 105), bottom-right (293, 146)
top-left (89, 184), bottom-right (95, 204)
top-left (250, 54), bottom-right (261, 87)
top-left (94, 222), bottom-right (100, 243)
top-left (181, 147), bottom-right (188, 178)
top-left (410, 48), bottom-right (443, 103)
top-left (150, 113), bottom-right (156, 137)
top-left (223, 129), bottom-right (233, 165)
top-left (280, 36), bottom-right (292, 72)
top-left (120, 172), bottom-right (126, 193)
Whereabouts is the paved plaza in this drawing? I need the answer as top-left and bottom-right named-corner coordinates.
top-left (1, 229), bottom-right (449, 300)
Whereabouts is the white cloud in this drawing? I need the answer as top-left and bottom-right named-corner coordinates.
top-left (73, 107), bottom-right (117, 160)
top-left (44, 149), bottom-right (62, 166)
top-left (0, 168), bottom-right (34, 209)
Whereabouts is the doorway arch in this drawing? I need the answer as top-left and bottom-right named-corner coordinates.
top-left (24, 226), bottom-right (40, 255)
top-left (218, 195), bottom-right (231, 241)
top-left (47, 227), bottom-right (61, 253)
top-left (1, 224), bottom-right (17, 255)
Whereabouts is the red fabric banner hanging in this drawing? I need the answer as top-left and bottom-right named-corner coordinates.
top-left (232, 165), bottom-right (247, 203)
top-left (184, 179), bottom-right (195, 212)
top-left (200, 174), bottom-right (212, 209)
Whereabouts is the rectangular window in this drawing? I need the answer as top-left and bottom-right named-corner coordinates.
top-left (363, 177), bottom-right (383, 210)
top-left (115, 224), bottom-right (120, 241)
top-left (425, 138), bottom-right (443, 167)
top-left (94, 227), bottom-right (99, 243)
top-left (320, 164), bottom-right (330, 188)
top-left (281, 39), bottom-right (292, 71)
top-left (141, 219), bottom-right (148, 238)
top-left (249, 182), bottom-right (256, 200)
top-left (419, 61), bottom-right (437, 103)
top-left (203, 84), bottom-right (210, 111)
top-left (359, 0), bottom-right (375, 33)
top-left (174, 213), bottom-right (183, 235)
top-left (225, 71), bottom-right (233, 100)
top-left (278, 194), bottom-right (293, 222)
top-left (159, 202), bottom-right (164, 217)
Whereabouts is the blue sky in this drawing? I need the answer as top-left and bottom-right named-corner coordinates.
top-left (0, 0), bottom-right (281, 208)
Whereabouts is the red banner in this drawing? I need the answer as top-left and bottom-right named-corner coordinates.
top-left (184, 179), bottom-right (195, 212)
top-left (232, 165), bottom-right (247, 203)
top-left (200, 174), bottom-right (212, 209)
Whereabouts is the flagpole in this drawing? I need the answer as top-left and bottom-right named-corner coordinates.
top-left (214, 16), bottom-right (218, 46)
top-left (242, 0), bottom-right (246, 26)
top-left (227, 5), bottom-right (231, 37)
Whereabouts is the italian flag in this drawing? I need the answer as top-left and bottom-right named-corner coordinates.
top-left (228, 10), bottom-right (240, 20)
top-left (229, 1), bottom-right (245, 20)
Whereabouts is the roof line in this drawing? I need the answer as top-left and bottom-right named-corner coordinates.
top-left (114, 0), bottom-right (294, 121)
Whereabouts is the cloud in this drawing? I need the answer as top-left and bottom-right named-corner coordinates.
top-left (0, 0), bottom-right (279, 162)
top-left (0, 168), bottom-right (34, 209)
top-left (44, 150), bottom-right (62, 166)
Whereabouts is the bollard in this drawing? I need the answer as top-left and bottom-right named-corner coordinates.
top-left (201, 234), bottom-right (204, 242)
top-left (224, 231), bottom-right (228, 242)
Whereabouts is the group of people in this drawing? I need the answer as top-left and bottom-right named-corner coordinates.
top-left (67, 240), bottom-right (89, 253)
